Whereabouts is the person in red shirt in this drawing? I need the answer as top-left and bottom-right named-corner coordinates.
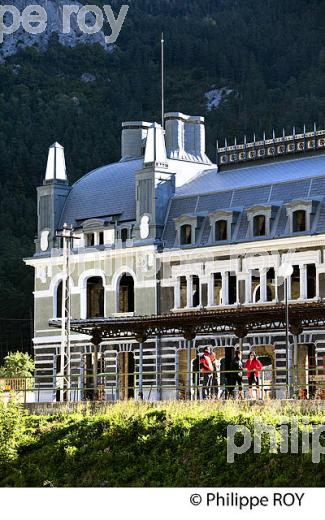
top-left (245, 351), bottom-right (263, 399)
top-left (200, 346), bottom-right (216, 399)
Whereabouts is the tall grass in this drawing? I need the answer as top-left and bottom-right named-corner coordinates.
top-left (1, 401), bottom-right (325, 487)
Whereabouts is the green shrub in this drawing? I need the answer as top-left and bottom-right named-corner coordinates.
top-left (0, 398), bottom-right (25, 464)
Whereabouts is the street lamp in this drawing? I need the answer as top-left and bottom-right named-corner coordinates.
top-left (278, 263), bottom-right (294, 398)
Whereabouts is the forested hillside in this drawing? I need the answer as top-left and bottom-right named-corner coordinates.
top-left (0, 0), bottom-right (325, 352)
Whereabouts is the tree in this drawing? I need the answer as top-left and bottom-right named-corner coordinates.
top-left (0, 353), bottom-right (34, 379)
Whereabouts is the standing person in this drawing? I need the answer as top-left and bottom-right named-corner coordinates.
top-left (192, 353), bottom-right (201, 400)
top-left (200, 346), bottom-right (214, 399)
top-left (245, 351), bottom-right (263, 399)
top-left (229, 349), bottom-right (243, 399)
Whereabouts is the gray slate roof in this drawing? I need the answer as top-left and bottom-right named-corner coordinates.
top-left (59, 152), bottom-right (325, 248)
top-left (59, 159), bottom-right (143, 226)
top-left (163, 153), bottom-right (325, 248)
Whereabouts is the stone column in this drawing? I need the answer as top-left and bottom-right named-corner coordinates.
top-left (207, 273), bottom-right (215, 307)
top-left (245, 271), bottom-right (252, 304)
top-left (260, 268), bottom-right (268, 303)
top-left (174, 277), bottom-right (181, 309)
top-left (222, 272), bottom-right (229, 306)
top-left (316, 269), bottom-right (320, 299)
top-left (300, 265), bottom-right (307, 300)
top-left (186, 275), bottom-right (193, 308)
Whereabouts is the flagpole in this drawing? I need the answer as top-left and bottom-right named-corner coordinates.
top-left (161, 32), bottom-right (165, 128)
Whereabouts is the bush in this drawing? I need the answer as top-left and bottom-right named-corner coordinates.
top-left (0, 398), bottom-right (25, 464)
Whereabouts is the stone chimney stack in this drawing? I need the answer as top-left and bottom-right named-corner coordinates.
top-left (121, 121), bottom-right (151, 160)
top-left (164, 112), bottom-right (187, 160)
top-left (165, 112), bottom-right (211, 164)
top-left (185, 116), bottom-right (208, 163)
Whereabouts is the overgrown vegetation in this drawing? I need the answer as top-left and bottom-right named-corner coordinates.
top-left (0, 0), bottom-right (325, 350)
top-left (0, 401), bottom-right (325, 487)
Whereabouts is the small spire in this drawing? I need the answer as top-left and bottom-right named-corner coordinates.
top-left (45, 142), bottom-right (67, 182)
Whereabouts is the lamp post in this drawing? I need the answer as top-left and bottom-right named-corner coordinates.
top-left (278, 263), bottom-right (294, 399)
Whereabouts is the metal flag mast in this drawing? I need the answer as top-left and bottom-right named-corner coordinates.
top-left (57, 224), bottom-right (79, 402)
top-left (161, 32), bottom-right (165, 129)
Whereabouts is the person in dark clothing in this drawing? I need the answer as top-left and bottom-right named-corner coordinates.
top-left (192, 353), bottom-right (201, 400)
top-left (229, 349), bottom-right (243, 399)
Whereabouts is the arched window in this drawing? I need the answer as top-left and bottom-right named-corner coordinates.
top-left (119, 274), bottom-right (135, 313)
top-left (293, 210), bottom-right (306, 232)
top-left (56, 281), bottom-right (63, 318)
top-left (253, 215), bottom-right (266, 237)
top-left (87, 277), bottom-right (104, 318)
top-left (180, 224), bottom-right (192, 245)
top-left (215, 220), bottom-right (228, 241)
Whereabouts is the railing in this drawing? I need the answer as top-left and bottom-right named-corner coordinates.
top-left (1, 366), bottom-right (325, 404)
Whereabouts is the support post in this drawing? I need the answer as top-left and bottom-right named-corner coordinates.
top-left (293, 335), bottom-right (299, 395)
top-left (184, 329), bottom-right (196, 401)
top-left (91, 330), bottom-right (102, 401)
top-left (285, 278), bottom-right (290, 398)
top-left (93, 343), bottom-right (98, 400)
top-left (135, 333), bottom-right (148, 401)
top-left (139, 343), bottom-right (144, 400)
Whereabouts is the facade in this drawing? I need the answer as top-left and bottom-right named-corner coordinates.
top-left (25, 113), bottom-right (325, 401)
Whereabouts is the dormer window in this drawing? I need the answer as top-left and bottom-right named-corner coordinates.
top-left (180, 224), bottom-right (192, 245)
top-left (293, 210), bottom-right (306, 233)
top-left (174, 214), bottom-right (203, 247)
top-left (253, 215), bottom-right (266, 237)
top-left (208, 210), bottom-right (239, 244)
top-left (215, 220), bottom-right (228, 241)
top-left (285, 200), bottom-right (318, 234)
top-left (247, 204), bottom-right (277, 238)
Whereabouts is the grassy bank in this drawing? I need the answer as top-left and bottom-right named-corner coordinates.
top-left (1, 400), bottom-right (325, 487)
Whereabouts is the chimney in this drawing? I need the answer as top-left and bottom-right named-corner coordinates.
top-left (164, 112), bottom-right (188, 160)
top-left (185, 116), bottom-right (209, 163)
top-left (165, 113), bottom-right (211, 164)
top-left (121, 121), bottom-right (151, 160)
